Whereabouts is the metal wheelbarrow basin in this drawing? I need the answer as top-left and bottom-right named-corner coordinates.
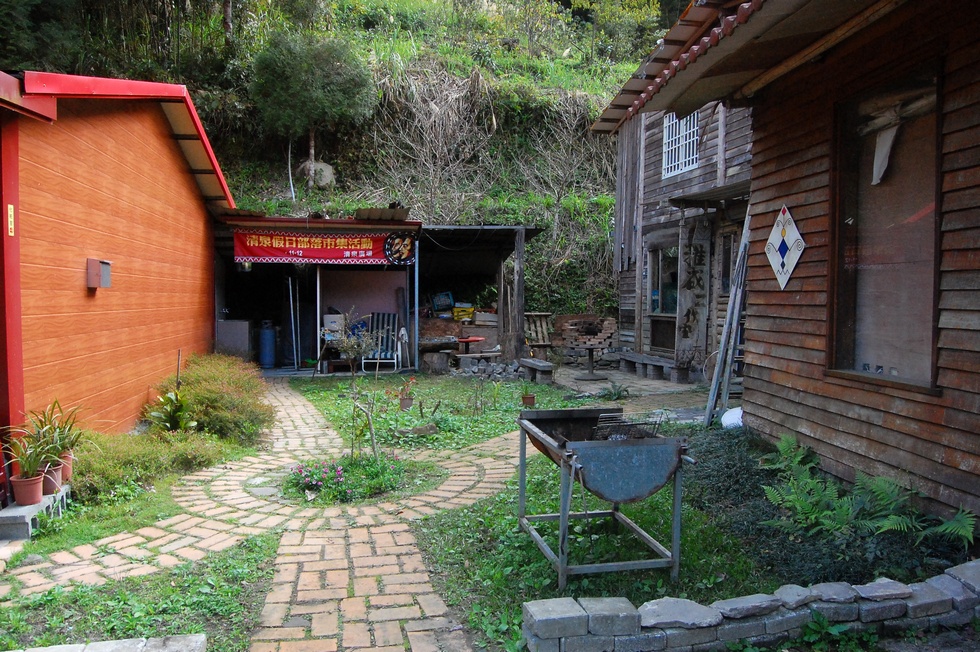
top-left (517, 407), bottom-right (693, 588)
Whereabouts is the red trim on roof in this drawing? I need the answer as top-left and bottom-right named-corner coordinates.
top-left (593, 0), bottom-right (766, 133)
top-left (625, 1), bottom-right (765, 124)
top-left (20, 72), bottom-right (235, 209)
top-left (0, 72), bottom-right (56, 122)
top-left (23, 71), bottom-right (188, 100)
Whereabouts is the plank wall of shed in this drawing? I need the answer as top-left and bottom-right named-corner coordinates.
top-left (17, 99), bottom-right (214, 433)
top-left (741, 1), bottom-right (980, 516)
top-left (615, 103), bottom-right (752, 354)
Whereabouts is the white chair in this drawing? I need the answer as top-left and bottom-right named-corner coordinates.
top-left (361, 312), bottom-right (402, 373)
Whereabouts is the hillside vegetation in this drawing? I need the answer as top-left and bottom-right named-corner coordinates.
top-left (2, 0), bottom-right (681, 314)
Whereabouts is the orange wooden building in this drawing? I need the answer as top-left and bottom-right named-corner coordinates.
top-left (0, 71), bottom-right (234, 457)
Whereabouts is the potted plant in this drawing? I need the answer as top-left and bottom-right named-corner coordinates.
top-left (6, 430), bottom-right (57, 506)
top-left (397, 376), bottom-right (417, 411)
top-left (520, 380), bottom-right (536, 408)
top-left (25, 400), bottom-right (84, 484)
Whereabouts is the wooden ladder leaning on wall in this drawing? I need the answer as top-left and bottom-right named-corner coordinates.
top-left (704, 209), bottom-right (751, 427)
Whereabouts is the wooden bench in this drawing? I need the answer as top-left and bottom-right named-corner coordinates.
top-left (619, 351), bottom-right (675, 381)
top-left (519, 357), bottom-right (555, 385)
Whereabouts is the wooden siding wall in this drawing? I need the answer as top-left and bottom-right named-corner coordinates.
top-left (614, 104), bottom-right (752, 355)
top-left (742, 1), bottom-right (980, 516)
top-left (18, 99), bottom-right (214, 433)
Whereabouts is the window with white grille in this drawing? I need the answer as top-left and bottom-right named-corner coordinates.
top-left (662, 112), bottom-right (699, 177)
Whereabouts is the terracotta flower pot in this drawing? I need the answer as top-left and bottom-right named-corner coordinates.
top-left (399, 396), bottom-right (414, 411)
top-left (60, 451), bottom-right (74, 483)
top-left (11, 474), bottom-right (44, 506)
top-left (521, 395), bottom-right (536, 407)
top-left (42, 462), bottom-right (64, 495)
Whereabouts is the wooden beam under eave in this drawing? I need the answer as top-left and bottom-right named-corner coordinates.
top-left (508, 227), bottom-right (526, 362)
top-left (736, 0), bottom-right (909, 99)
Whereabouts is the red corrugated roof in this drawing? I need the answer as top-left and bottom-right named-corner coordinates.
top-left (592, 0), bottom-right (766, 133)
top-left (10, 71), bottom-right (235, 210)
top-left (593, 0), bottom-right (897, 133)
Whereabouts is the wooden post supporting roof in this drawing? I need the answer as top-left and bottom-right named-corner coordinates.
top-left (505, 227), bottom-right (526, 361)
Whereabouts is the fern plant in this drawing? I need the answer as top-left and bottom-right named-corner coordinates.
top-left (761, 436), bottom-right (976, 553)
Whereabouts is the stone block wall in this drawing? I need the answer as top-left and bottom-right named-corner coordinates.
top-left (522, 559), bottom-right (980, 651)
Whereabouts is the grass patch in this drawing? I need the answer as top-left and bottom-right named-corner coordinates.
top-left (416, 453), bottom-right (771, 651)
top-left (282, 452), bottom-right (447, 504)
top-left (292, 375), bottom-right (588, 451)
top-left (9, 476), bottom-right (182, 562)
top-left (0, 533), bottom-right (278, 652)
top-left (70, 429), bottom-right (255, 505)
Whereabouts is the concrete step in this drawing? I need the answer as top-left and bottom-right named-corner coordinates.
top-left (0, 485), bottom-right (70, 540)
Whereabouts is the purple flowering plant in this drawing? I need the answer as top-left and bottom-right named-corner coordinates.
top-left (285, 452), bottom-right (405, 504)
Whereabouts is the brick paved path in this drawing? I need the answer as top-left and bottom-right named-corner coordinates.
top-left (0, 378), bottom-right (520, 651)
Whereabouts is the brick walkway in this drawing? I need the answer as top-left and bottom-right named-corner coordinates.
top-left (0, 378), bottom-right (520, 651)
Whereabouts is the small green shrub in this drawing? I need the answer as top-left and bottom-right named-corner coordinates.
top-left (70, 431), bottom-right (236, 504)
top-left (795, 610), bottom-right (879, 652)
top-left (595, 381), bottom-right (630, 400)
top-left (762, 435), bottom-right (976, 549)
top-left (155, 354), bottom-right (275, 445)
top-left (686, 428), bottom-right (972, 586)
top-left (145, 391), bottom-right (197, 432)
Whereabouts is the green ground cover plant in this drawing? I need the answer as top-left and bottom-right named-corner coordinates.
top-left (292, 375), bottom-right (588, 450)
top-left (11, 477), bottom-right (181, 560)
top-left (69, 423), bottom-right (250, 506)
top-left (283, 452), bottom-right (447, 504)
top-left (0, 533), bottom-right (278, 652)
top-left (12, 354), bottom-right (270, 562)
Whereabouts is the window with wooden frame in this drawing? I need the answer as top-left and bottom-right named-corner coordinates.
top-left (662, 112), bottom-right (699, 177)
top-left (832, 70), bottom-right (938, 387)
top-left (648, 247), bottom-right (679, 352)
top-left (649, 247), bottom-right (679, 314)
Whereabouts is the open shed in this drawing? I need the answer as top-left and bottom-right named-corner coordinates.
top-left (213, 213), bottom-right (541, 370)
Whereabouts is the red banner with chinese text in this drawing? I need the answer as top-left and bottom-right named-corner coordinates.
top-left (233, 229), bottom-right (415, 265)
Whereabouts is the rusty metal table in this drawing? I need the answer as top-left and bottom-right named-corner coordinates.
top-left (457, 336), bottom-right (485, 354)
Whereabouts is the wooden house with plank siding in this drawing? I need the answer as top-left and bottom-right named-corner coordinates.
top-left (601, 93), bottom-right (753, 382)
top-left (0, 72), bottom-right (234, 454)
top-left (598, 0), bottom-right (980, 519)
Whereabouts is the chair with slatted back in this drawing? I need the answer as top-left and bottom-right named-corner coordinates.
top-left (361, 312), bottom-right (402, 373)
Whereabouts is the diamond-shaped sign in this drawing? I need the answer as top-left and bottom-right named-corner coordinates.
top-left (765, 205), bottom-right (806, 290)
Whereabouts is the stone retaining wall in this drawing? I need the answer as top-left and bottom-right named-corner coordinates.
top-left (522, 559), bottom-right (980, 651)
